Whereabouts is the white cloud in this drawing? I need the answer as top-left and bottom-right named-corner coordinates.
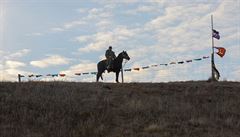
top-left (0, 60), bottom-right (31, 81)
top-left (30, 55), bottom-right (70, 68)
top-left (63, 20), bottom-right (86, 29)
top-left (125, 5), bottom-right (162, 15)
top-left (74, 35), bottom-right (92, 43)
top-left (5, 60), bottom-right (26, 69)
top-left (77, 26), bottom-right (137, 52)
top-left (5, 49), bottom-right (31, 59)
top-left (26, 32), bottom-right (43, 36)
top-left (51, 27), bottom-right (65, 32)
top-left (76, 8), bottom-right (88, 13)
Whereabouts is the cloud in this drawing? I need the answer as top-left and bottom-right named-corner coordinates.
top-left (50, 20), bottom-right (86, 32)
top-left (0, 60), bottom-right (31, 81)
top-left (26, 32), bottom-right (43, 36)
top-left (125, 5), bottom-right (162, 15)
top-left (30, 55), bottom-right (70, 68)
top-left (63, 20), bottom-right (86, 29)
top-left (50, 27), bottom-right (65, 32)
top-left (61, 61), bottom-right (96, 74)
top-left (4, 49), bottom-right (31, 59)
top-left (77, 26), bottom-right (137, 53)
top-left (5, 60), bottom-right (26, 69)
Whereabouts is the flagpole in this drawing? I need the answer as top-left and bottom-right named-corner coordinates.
top-left (211, 15), bottom-right (215, 81)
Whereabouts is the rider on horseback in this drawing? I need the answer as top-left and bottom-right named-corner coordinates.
top-left (105, 46), bottom-right (116, 72)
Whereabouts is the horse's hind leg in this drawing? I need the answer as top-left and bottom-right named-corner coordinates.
top-left (96, 73), bottom-right (100, 82)
top-left (96, 72), bottom-right (103, 82)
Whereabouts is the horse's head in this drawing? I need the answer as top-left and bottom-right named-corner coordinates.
top-left (121, 50), bottom-right (130, 60)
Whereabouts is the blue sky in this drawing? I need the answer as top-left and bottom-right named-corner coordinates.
top-left (0, 0), bottom-right (239, 82)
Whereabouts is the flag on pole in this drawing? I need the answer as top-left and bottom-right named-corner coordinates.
top-left (212, 29), bottom-right (220, 39)
top-left (214, 47), bottom-right (226, 57)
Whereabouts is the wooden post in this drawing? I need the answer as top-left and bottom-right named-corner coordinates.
top-left (121, 66), bottom-right (124, 83)
top-left (18, 74), bottom-right (21, 83)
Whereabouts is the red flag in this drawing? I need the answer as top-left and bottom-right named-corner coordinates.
top-left (215, 47), bottom-right (226, 57)
top-left (59, 74), bottom-right (66, 77)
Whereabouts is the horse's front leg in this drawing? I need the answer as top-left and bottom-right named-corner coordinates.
top-left (115, 71), bottom-right (119, 83)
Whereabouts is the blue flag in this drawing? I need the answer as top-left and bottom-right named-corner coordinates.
top-left (212, 29), bottom-right (220, 39)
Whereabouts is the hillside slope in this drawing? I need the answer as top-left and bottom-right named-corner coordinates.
top-left (0, 82), bottom-right (240, 137)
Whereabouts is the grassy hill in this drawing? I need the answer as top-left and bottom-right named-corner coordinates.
top-left (0, 81), bottom-right (240, 137)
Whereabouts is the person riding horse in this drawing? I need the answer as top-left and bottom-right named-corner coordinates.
top-left (105, 46), bottom-right (116, 71)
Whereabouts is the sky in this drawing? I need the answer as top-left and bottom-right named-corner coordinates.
top-left (0, 0), bottom-right (239, 82)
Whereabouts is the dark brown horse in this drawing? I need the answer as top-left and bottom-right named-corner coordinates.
top-left (96, 51), bottom-right (130, 83)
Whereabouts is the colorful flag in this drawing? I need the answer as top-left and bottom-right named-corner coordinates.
top-left (203, 56), bottom-right (210, 59)
top-left (142, 66), bottom-right (150, 69)
top-left (91, 72), bottom-right (97, 75)
top-left (59, 74), bottom-right (66, 77)
top-left (170, 62), bottom-right (176, 65)
top-left (214, 47), bottom-right (226, 57)
top-left (151, 65), bottom-right (158, 67)
top-left (194, 58), bottom-right (202, 61)
top-left (28, 74), bottom-right (34, 77)
top-left (52, 74), bottom-right (58, 77)
top-left (160, 64), bottom-right (168, 66)
top-left (178, 61), bottom-right (184, 64)
top-left (133, 68), bottom-right (140, 71)
top-left (212, 29), bottom-right (220, 40)
top-left (124, 69), bottom-right (131, 71)
top-left (36, 75), bottom-right (42, 78)
top-left (75, 73), bottom-right (81, 76)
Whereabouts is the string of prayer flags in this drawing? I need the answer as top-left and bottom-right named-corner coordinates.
top-left (19, 55), bottom-right (211, 80)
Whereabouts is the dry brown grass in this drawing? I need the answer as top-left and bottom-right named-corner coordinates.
top-left (0, 81), bottom-right (240, 137)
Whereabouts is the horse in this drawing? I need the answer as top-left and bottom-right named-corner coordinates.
top-left (96, 51), bottom-right (130, 83)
